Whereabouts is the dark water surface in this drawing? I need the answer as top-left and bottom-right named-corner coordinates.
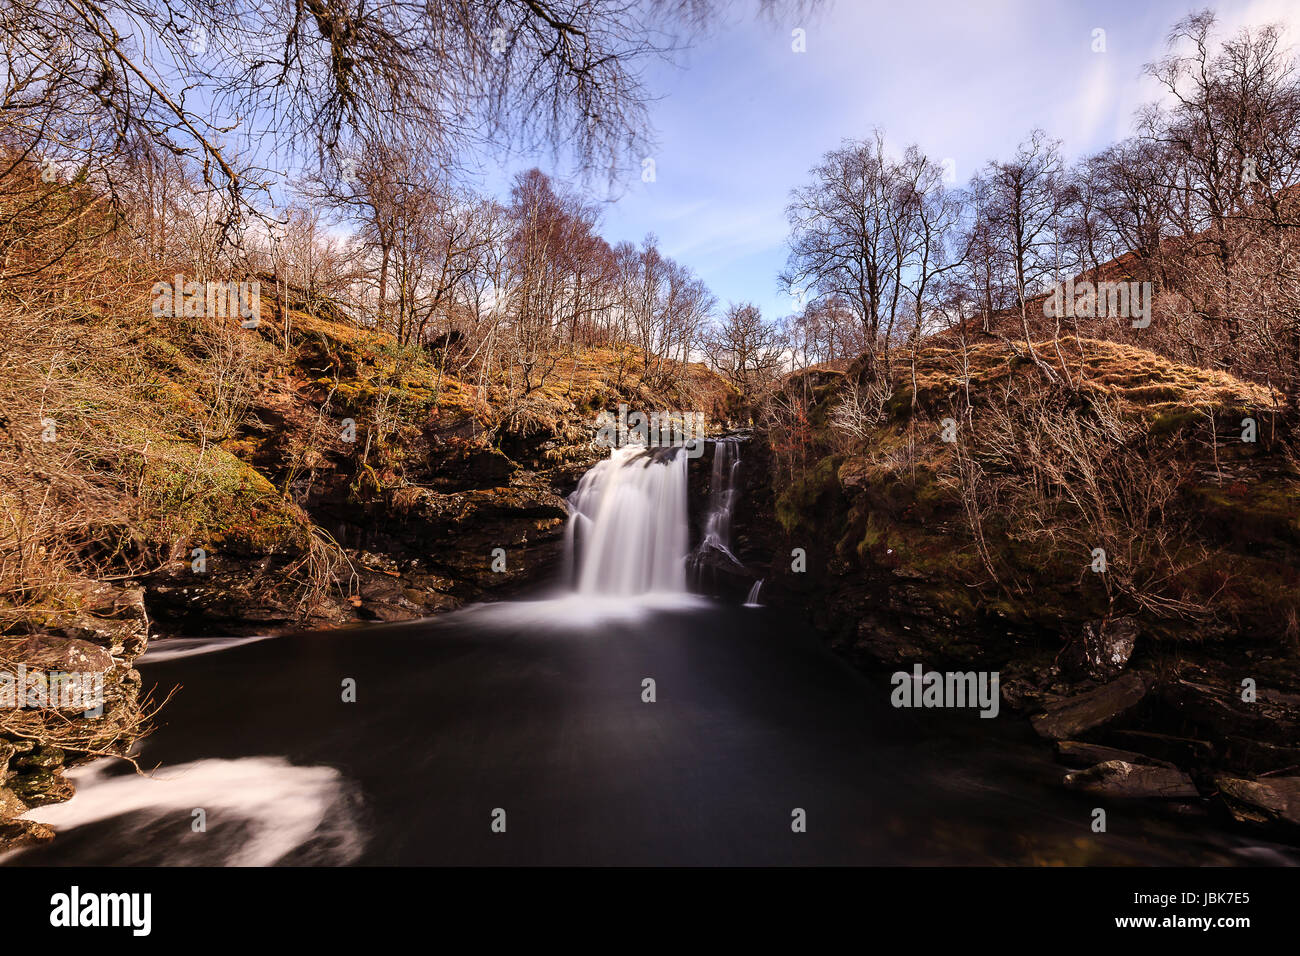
top-left (8, 597), bottom-right (1297, 866)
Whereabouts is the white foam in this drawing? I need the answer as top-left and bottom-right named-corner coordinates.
top-left (138, 634), bottom-right (275, 663)
top-left (456, 591), bottom-right (708, 630)
top-left (9, 756), bottom-right (363, 866)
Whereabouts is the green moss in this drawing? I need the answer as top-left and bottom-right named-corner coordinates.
top-left (775, 455), bottom-right (843, 533)
top-left (136, 440), bottom-right (307, 551)
top-left (1188, 479), bottom-right (1300, 549)
top-left (1147, 408), bottom-right (1201, 435)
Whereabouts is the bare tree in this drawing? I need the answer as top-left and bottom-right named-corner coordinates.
top-left (704, 302), bottom-right (785, 419)
top-left (782, 130), bottom-right (912, 377)
top-left (974, 128), bottom-right (1068, 381)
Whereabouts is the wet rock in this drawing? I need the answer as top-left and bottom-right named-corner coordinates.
top-left (1031, 672), bottom-right (1150, 740)
top-left (48, 581), bottom-right (149, 661)
top-left (1214, 775), bottom-right (1300, 831)
top-left (372, 607), bottom-right (420, 623)
top-left (998, 654), bottom-right (1066, 711)
top-left (0, 819), bottom-right (55, 852)
top-left (1063, 616), bottom-right (1138, 681)
top-left (1064, 760), bottom-right (1199, 799)
top-left (849, 619), bottom-right (926, 668)
top-left (9, 768), bottom-right (74, 807)
top-left (1055, 740), bottom-right (1176, 770)
top-left (1156, 667), bottom-right (1300, 762)
top-left (15, 745), bottom-right (65, 771)
top-left (146, 567), bottom-right (331, 637)
top-left (0, 786), bottom-right (27, 817)
top-left (401, 588), bottom-right (461, 612)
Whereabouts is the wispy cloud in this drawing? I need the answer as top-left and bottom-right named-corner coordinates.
top-left (488, 0), bottom-right (1300, 322)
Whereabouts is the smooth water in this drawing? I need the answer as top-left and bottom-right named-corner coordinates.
top-left (5, 601), bottom-right (1296, 866)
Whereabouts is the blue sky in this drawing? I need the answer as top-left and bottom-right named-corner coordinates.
top-left (472, 0), bottom-right (1299, 323)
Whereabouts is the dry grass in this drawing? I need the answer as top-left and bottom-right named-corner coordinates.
top-left (895, 338), bottom-right (1278, 417)
top-left (785, 334), bottom-right (1299, 635)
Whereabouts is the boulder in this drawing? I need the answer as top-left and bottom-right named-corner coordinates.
top-left (15, 745), bottom-right (65, 770)
top-left (1064, 760), bottom-right (1199, 799)
top-left (1157, 668), bottom-right (1300, 755)
top-left (1031, 672), bottom-right (1150, 740)
top-left (1213, 775), bottom-right (1300, 830)
top-left (1064, 616), bottom-right (1138, 680)
top-left (8, 768), bottom-right (74, 807)
top-left (47, 581), bottom-right (149, 661)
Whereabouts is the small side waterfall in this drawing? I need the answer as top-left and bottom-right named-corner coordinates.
top-left (564, 444), bottom-right (690, 595)
top-left (696, 439), bottom-right (743, 567)
top-left (744, 579), bottom-right (763, 607)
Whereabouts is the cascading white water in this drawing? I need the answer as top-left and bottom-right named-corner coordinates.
top-left (698, 439), bottom-right (743, 564)
top-left (744, 579), bottom-right (763, 607)
top-left (564, 444), bottom-right (690, 595)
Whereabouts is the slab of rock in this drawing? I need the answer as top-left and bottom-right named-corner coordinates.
top-left (1214, 775), bottom-right (1300, 830)
top-left (1031, 672), bottom-right (1150, 740)
top-left (1065, 760), bottom-right (1199, 799)
top-left (3, 634), bottom-right (114, 674)
top-left (1157, 668), bottom-right (1300, 758)
top-left (48, 581), bottom-right (149, 661)
top-left (1108, 730), bottom-right (1216, 765)
top-left (1055, 740), bottom-right (1176, 770)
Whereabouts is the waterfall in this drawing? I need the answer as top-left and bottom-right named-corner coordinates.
top-left (744, 579), bottom-right (763, 607)
top-left (564, 444), bottom-right (690, 595)
top-left (687, 439), bottom-right (744, 595)
top-left (697, 439), bottom-right (743, 566)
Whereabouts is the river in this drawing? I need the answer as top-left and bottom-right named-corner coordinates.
top-left (6, 443), bottom-right (1296, 866)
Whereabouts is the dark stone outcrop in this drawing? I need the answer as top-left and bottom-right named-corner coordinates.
top-left (1214, 775), bottom-right (1300, 832)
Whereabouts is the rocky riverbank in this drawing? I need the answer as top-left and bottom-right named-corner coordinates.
top-left (737, 343), bottom-right (1300, 845)
top-left (0, 582), bottom-right (150, 851)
